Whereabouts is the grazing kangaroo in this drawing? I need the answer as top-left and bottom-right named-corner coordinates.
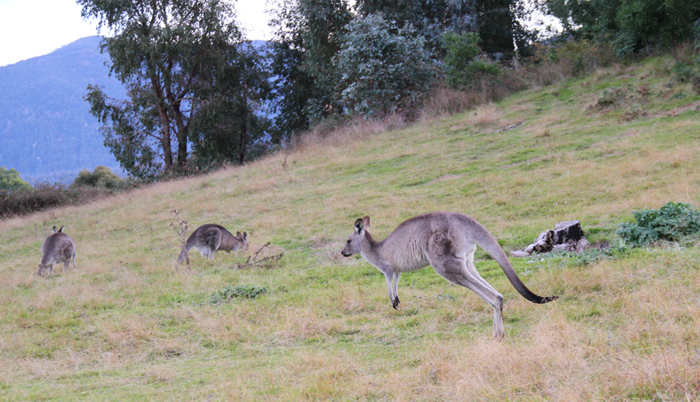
top-left (177, 224), bottom-right (248, 264)
top-left (341, 213), bottom-right (557, 338)
top-left (37, 226), bottom-right (76, 277)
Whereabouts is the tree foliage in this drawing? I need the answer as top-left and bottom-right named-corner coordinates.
top-left (269, 0), bottom-right (352, 136)
top-left (190, 42), bottom-right (272, 165)
top-left (355, 0), bottom-right (477, 56)
top-left (72, 166), bottom-right (123, 190)
top-left (0, 167), bottom-right (31, 192)
top-left (333, 14), bottom-right (436, 118)
top-left (442, 31), bottom-right (501, 88)
top-left (80, 0), bottom-right (268, 180)
top-left (543, 0), bottom-right (700, 56)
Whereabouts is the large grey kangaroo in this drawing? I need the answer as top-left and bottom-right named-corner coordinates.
top-left (177, 224), bottom-right (248, 264)
top-left (341, 213), bottom-right (557, 338)
top-left (37, 226), bottom-right (76, 277)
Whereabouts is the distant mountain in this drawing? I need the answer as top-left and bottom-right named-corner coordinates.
top-left (0, 36), bottom-right (126, 184)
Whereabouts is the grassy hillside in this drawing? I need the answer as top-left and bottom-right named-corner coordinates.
top-left (1, 57), bottom-right (700, 400)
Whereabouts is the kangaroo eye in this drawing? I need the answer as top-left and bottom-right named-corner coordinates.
top-left (346, 240), bottom-right (351, 244)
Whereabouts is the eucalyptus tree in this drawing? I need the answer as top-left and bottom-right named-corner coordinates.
top-left (333, 14), bottom-right (436, 118)
top-left (543, 0), bottom-right (700, 55)
top-left (79, 0), bottom-right (245, 179)
top-left (268, 0), bottom-right (352, 139)
top-left (355, 0), bottom-right (477, 56)
top-left (190, 41), bottom-right (272, 165)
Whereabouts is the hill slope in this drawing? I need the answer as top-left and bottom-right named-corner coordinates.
top-left (0, 36), bottom-right (126, 183)
top-left (0, 57), bottom-right (699, 400)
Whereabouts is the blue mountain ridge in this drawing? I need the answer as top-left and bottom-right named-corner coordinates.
top-left (0, 36), bottom-right (126, 184)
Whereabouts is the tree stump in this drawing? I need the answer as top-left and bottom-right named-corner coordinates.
top-left (510, 220), bottom-right (590, 257)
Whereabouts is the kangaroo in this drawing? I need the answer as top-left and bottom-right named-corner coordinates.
top-left (37, 226), bottom-right (76, 277)
top-left (341, 213), bottom-right (557, 339)
top-left (177, 224), bottom-right (248, 264)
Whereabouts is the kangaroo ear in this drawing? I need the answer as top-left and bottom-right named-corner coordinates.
top-left (363, 216), bottom-right (370, 229)
top-left (52, 226), bottom-right (57, 233)
top-left (354, 218), bottom-right (364, 233)
top-left (58, 226), bottom-right (64, 233)
top-left (243, 232), bottom-right (247, 240)
top-left (237, 231), bottom-right (241, 238)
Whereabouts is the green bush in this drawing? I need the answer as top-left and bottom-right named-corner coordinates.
top-left (0, 167), bottom-right (31, 192)
top-left (0, 183), bottom-right (107, 219)
top-left (442, 31), bottom-right (501, 89)
top-left (617, 202), bottom-right (700, 247)
top-left (210, 285), bottom-right (268, 304)
top-left (72, 166), bottom-right (123, 190)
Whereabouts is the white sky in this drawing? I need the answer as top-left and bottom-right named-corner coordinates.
top-left (0, 0), bottom-right (273, 67)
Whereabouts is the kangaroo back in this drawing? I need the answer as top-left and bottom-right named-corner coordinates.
top-left (38, 228), bottom-right (76, 276)
top-left (177, 224), bottom-right (248, 264)
top-left (467, 218), bottom-right (557, 304)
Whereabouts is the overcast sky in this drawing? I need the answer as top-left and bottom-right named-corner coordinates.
top-left (0, 0), bottom-right (273, 67)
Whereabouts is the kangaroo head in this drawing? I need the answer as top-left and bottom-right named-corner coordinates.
top-left (341, 216), bottom-right (370, 257)
top-left (36, 263), bottom-right (52, 277)
top-left (236, 231), bottom-right (249, 251)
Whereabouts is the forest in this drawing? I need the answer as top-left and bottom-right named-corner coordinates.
top-left (77, 0), bottom-right (700, 179)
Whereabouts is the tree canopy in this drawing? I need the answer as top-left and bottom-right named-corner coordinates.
top-left (0, 167), bottom-right (31, 192)
top-left (80, 0), bottom-right (270, 180)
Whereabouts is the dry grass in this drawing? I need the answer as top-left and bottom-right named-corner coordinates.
top-left (1, 56), bottom-right (700, 400)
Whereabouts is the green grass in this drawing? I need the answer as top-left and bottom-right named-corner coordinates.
top-left (2, 56), bottom-right (700, 400)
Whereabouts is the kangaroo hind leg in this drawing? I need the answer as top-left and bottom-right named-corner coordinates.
top-left (427, 249), bottom-right (505, 339)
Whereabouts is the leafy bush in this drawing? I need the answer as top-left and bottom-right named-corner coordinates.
top-left (0, 167), bottom-right (31, 192)
top-left (210, 285), bottom-right (268, 304)
top-left (442, 31), bottom-right (501, 89)
top-left (0, 183), bottom-right (108, 219)
top-left (617, 202), bottom-right (700, 247)
top-left (333, 13), bottom-right (436, 118)
top-left (72, 166), bottom-right (123, 190)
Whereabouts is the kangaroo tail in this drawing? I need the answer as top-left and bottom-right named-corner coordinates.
top-left (472, 221), bottom-right (557, 304)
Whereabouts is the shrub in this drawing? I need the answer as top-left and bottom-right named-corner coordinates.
top-left (617, 202), bottom-right (700, 247)
top-left (210, 285), bottom-right (268, 304)
top-left (72, 166), bottom-right (123, 190)
top-left (0, 183), bottom-right (108, 219)
top-left (442, 31), bottom-right (501, 89)
top-left (0, 167), bottom-right (31, 191)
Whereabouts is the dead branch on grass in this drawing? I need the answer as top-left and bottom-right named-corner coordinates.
top-left (235, 242), bottom-right (284, 269)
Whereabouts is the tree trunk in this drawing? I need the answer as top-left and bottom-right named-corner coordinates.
top-left (238, 84), bottom-right (248, 164)
top-left (151, 75), bottom-right (173, 171)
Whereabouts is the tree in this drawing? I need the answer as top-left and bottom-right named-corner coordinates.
top-left (0, 167), bottom-right (31, 191)
top-left (442, 31), bottom-right (501, 88)
top-left (268, 0), bottom-right (352, 140)
top-left (543, 0), bottom-right (700, 56)
top-left (355, 0), bottom-right (477, 57)
top-left (333, 14), bottom-right (436, 118)
top-left (474, 0), bottom-right (516, 57)
top-left (72, 166), bottom-right (122, 190)
top-left (190, 42), bottom-right (272, 165)
top-left (79, 0), bottom-right (245, 179)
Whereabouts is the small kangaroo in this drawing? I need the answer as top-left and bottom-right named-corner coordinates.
top-left (177, 224), bottom-right (248, 264)
top-left (341, 213), bottom-right (557, 339)
top-left (37, 226), bottom-right (76, 277)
